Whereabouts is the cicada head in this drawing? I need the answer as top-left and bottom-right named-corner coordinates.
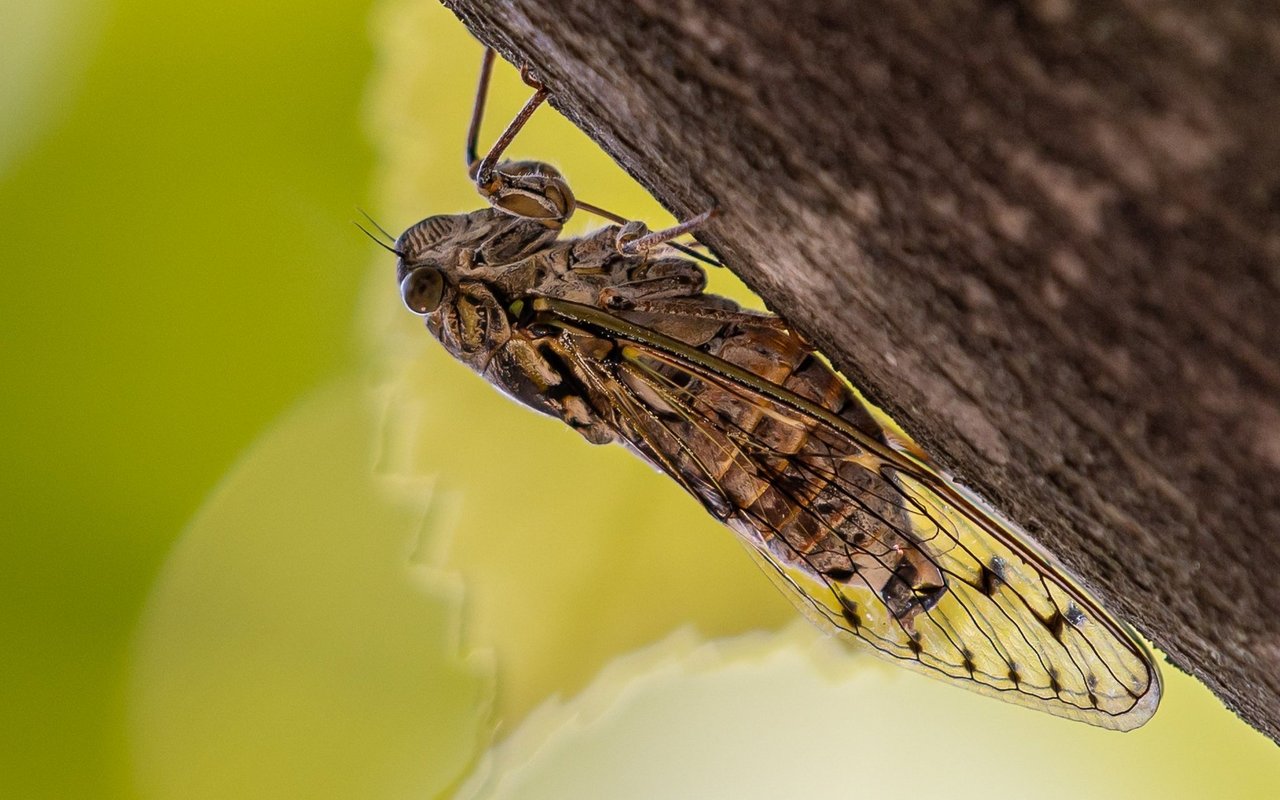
top-left (394, 208), bottom-right (562, 377)
top-left (394, 213), bottom-right (467, 316)
top-left (394, 219), bottom-right (497, 370)
top-left (393, 207), bottom-right (559, 315)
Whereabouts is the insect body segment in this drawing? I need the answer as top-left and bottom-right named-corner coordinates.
top-left (391, 49), bottom-right (1161, 730)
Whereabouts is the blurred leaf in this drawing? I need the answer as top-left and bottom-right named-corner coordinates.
top-left (0, 0), bottom-right (377, 793)
top-left (456, 624), bottom-right (1280, 799)
top-left (128, 381), bottom-right (491, 799)
top-left (0, 0), bottom-right (102, 173)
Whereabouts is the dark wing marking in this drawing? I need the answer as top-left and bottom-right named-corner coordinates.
top-left (539, 297), bottom-right (1160, 731)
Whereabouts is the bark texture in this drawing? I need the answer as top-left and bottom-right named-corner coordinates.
top-left (443, 0), bottom-right (1280, 740)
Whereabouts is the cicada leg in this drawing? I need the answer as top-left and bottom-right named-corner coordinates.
top-left (462, 48), bottom-right (721, 260)
top-left (613, 209), bottom-right (716, 256)
top-left (464, 48), bottom-right (573, 225)
top-left (575, 200), bottom-right (722, 267)
top-left (466, 53), bottom-right (548, 183)
top-left (463, 47), bottom-right (498, 171)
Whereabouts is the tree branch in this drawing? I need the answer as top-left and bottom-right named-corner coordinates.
top-left (443, 0), bottom-right (1280, 740)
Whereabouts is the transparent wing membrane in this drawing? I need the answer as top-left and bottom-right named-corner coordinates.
top-left (543, 298), bottom-right (1160, 730)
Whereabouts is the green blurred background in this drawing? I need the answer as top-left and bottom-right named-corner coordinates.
top-left (3, 1), bottom-right (1279, 798)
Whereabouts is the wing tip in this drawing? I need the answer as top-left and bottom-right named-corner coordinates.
top-left (1113, 670), bottom-right (1164, 732)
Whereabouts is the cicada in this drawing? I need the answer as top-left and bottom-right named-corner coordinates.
top-left (382, 49), bottom-right (1161, 730)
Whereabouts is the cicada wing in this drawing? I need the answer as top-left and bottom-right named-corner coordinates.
top-left (736, 462), bottom-right (1162, 730)
top-left (542, 298), bottom-right (1160, 730)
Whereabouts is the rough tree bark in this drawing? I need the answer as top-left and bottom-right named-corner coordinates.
top-left (442, 0), bottom-right (1280, 740)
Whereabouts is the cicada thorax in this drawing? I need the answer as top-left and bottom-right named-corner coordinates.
top-left (479, 235), bottom-right (723, 442)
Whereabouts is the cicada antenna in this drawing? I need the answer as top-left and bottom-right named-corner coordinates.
top-left (354, 221), bottom-right (404, 258)
top-left (355, 207), bottom-right (397, 244)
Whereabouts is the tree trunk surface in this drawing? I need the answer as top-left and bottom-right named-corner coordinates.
top-left (443, 0), bottom-right (1280, 741)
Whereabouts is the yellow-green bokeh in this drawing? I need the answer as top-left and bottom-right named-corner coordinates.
top-left (2, 0), bottom-right (377, 795)
top-left (4, 0), bottom-right (1280, 797)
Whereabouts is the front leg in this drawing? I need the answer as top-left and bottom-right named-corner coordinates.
top-left (598, 257), bottom-right (709, 309)
top-left (488, 336), bottom-right (617, 445)
top-left (613, 209), bottom-right (716, 256)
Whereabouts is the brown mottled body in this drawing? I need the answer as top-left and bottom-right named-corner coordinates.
top-left (399, 205), bottom-right (945, 624)
top-left (394, 200), bottom-right (1159, 727)
top-left (386, 48), bottom-right (1161, 730)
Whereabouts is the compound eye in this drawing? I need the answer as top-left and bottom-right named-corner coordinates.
top-left (400, 267), bottom-right (444, 315)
